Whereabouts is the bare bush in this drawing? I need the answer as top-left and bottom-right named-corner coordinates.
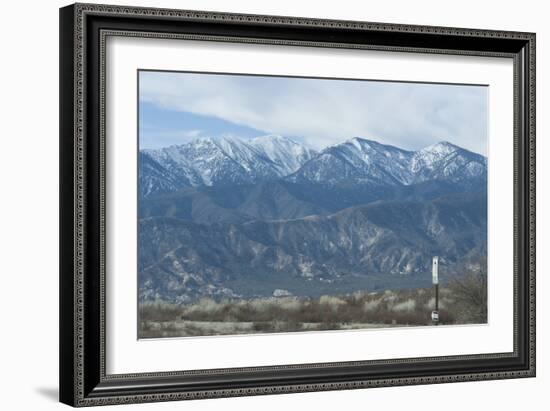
top-left (138, 269), bottom-right (488, 338)
top-left (139, 301), bottom-right (183, 322)
top-left (392, 299), bottom-right (416, 313)
top-left (446, 256), bottom-right (488, 324)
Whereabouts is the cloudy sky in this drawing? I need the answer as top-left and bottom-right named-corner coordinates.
top-left (139, 70), bottom-right (488, 155)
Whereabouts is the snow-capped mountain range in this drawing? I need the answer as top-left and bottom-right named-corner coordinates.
top-left (291, 137), bottom-right (486, 186)
top-left (141, 135), bottom-right (316, 196)
top-left (140, 135), bottom-right (486, 197)
top-left (138, 134), bottom-right (488, 303)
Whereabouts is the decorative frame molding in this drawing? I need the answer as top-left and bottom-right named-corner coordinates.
top-left (60, 3), bottom-right (535, 407)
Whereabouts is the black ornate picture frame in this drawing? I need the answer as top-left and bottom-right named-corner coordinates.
top-left (59, 3), bottom-right (535, 407)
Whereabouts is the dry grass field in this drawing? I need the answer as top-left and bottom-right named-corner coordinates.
top-left (139, 270), bottom-right (487, 338)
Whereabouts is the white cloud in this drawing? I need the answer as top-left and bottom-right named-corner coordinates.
top-left (140, 71), bottom-right (488, 154)
top-left (139, 128), bottom-right (206, 149)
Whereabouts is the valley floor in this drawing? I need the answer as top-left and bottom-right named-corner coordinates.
top-left (139, 280), bottom-right (487, 338)
top-left (140, 319), bottom-right (398, 339)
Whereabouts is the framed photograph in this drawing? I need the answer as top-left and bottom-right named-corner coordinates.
top-left (59, 3), bottom-right (535, 407)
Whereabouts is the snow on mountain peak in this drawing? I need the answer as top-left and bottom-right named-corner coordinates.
top-left (349, 137), bottom-right (364, 150)
top-left (410, 141), bottom-right (486, 182)
top-left (250, 134), bottom-right (307, 151)
top-left (419, 141), bottom-right (461, 155)
top-left (251, 134), bottom-right (288, 142)
top-left (250, 135), bottom-right (317, 176)
top-left (291, 137), bottom-right (485, 186)
top-left (140, 135), bottom-right (487, 197)
top-left (142, 135), bottom-right (317, 190)
top-left (337, 137), bottom-right (413, 154)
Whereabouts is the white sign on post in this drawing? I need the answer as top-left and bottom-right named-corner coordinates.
top-left (432, 256), bottom-right (439, 285)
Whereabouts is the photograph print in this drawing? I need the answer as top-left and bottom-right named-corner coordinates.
top-left (138, 70), bottom-right (488, 339)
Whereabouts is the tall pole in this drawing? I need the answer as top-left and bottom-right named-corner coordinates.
top-left (432, 256), bottom-right (439, 325)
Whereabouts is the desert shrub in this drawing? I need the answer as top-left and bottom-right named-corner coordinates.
top-left (319, 295), bottom-right (346, 311)
top-left (446, 257), bottom-right (488, 324)
top-left (392, 299), bottom-right (416, 313)
top-left (424, 296), bottom-right (448, 310)
top-left (252, 320), bottom-right (303, 333)
top-left (139, 302), bottom-right (183, 322)
top-left (363, 299), bottom-right (381, 312)
top-left (182, 298), bottom-right (224, 318)
top-left (252, 322), bottom-right (273, 332)
top-left (139, 281), bottom-right (476, 338)
top-left (318, 321), bottom-right (342, 331)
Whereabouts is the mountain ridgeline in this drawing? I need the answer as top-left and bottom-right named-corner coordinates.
top-left (139, 136), bottom-right (487, 304)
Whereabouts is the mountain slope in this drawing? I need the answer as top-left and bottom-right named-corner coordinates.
top-left (140, 135), bottom-right (317, 196)
top-left (139, 152), bottom-right (196, 198)
top-left (289, 137), bottom-right (486, 187)
top-left (289, 137), bottom-right (415, 185)
top-left (139, 181), bottom-right (329, 224)
top-left (139, 192), bottom-right (487, 303)
top-left (141, 136), bottom-right (487, 198)
top-left (140, 177), bottom-right (480, 225)
top-left (410, 141), bottom-right (487, 184)
top-left (249, 135), bottom-right (317, 176)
